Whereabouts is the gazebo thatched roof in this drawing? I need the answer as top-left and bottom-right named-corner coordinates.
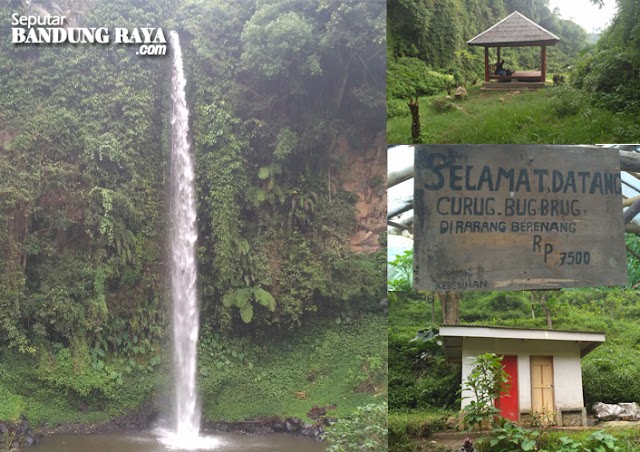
top-left (467, 11), bottom-right (560, 47)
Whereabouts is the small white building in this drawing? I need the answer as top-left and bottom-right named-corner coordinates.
top-left (440, 325), bottom-right (605, 426)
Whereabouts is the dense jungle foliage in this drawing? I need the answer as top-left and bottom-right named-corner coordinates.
top-left (387, 0), bottom-right (590, 96)
top-left (571, 0), bottom-right (640, 113)
top-left (0, 0), bottom-right (386, 425)
top-left (388, 0), bottom-right (640, 124)
top-left (387, 0), bottom-right (640, 144)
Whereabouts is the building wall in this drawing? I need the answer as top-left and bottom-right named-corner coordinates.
top-left (459, 337), bottom-right (585, 413)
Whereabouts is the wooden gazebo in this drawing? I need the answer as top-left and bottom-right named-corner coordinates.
top-left (467, 11), bottom-right (560, 90)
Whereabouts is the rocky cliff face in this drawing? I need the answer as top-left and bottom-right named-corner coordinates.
top-left (331, 132), bottom-right (386, 253)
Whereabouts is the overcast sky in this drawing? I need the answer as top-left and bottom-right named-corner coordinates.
top-left (547, 0), bottom-right (618, 33)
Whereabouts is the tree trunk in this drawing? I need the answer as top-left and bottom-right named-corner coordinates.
top-left (438, 291), bottom-right (460, 325)
top-left (539, 291), bottom-right (553, 328)
top-left (5, 202), bottom-right (29, 289)
top-left (430, 293), bottom-right (435, 324)
top-left (335, 73), bottom-right (348, 111)
top-left (408, 97), bottom-right (421, 143)
top-left (530, 292), bottom-right (536, 319)
top-left (335, 57), bottom-right (353, 111)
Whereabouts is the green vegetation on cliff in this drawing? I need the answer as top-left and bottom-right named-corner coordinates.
top-left (571, 0), bottom-right (640, 113)
top-left (0, 314), bottom-right (386, 425)
top-left (0, 0), bottom-right (386, 426)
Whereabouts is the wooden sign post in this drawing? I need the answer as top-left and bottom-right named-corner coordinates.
top-left (413, 145), bottom-right (628, 291)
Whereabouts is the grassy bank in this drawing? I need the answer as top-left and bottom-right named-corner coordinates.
top-left (200, 314), bottom-right (388, 421)
top-left (389, 409), bottom-right (452, 451)
top-left (0, 314), bottom-right (387, 426)
top-left (388, 293), bottom-right (457, 451)
top-left (387, 85), bottom-right (640, 144)
top-left (0, 350), bottom-right (158, 425)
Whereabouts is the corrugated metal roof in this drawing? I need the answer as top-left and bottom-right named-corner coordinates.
top-left (440, 324), bottom-right (605, 361)
top-left (441, 323), bottom-right (605, 335)
top-left (468, 11), bottom-right (560, 47)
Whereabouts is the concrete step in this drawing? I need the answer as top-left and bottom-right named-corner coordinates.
top-left (481, 82), bottom-right (547, 90)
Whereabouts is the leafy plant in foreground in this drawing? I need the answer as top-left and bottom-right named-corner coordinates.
top-left (539, 430), bottom-right (620, 452)
top-left (459, 353), bottom-right (509, 432)
top-left (583, 430), bottom-right (620, 452)
top-left (479, 424), bottom-right (621, 452)
top-left (388, 250), bottom-right (413, 291)
top-left (487, 421), bottom-right (540, 451)
top-left (324, 402), bottom-right (388, 452)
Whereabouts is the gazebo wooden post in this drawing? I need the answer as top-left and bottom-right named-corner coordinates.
top-left (497, 46), bottom-right (501, 63)
top-left (541, 45), bottom-right (547, 83)
top-left (484, 47), bottom-right (489, 82)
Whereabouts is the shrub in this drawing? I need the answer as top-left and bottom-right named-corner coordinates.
top-left (459, 353), bottom-right (508, 432)
top-left (387, 98), bottom-right (411, 119)
top-left (572, 47), bottom-right (640, 112)
top-left (388, 250), bottom-right (413, 291)
top-left (626, 234), bottom-right (640, 288)
top-left (388, 57), bottom-right (454, 99)
top-left (548, 85), bottom-right (589, 118)
top-left (431, 97), bottom-right (458, 113)
top-left (582, 343), bottom-right (640, 407)
top-left (36, 342), bottom-right (115, 399)
top-left (538, 430), bottom-right (620, 452)
top-left (461, 292), bottom-right (531, 323)
top-left (388, 326), bottom-right (459, 410)
top-left (0, 388), bottom-right (24, 421)
top-left (388, 411), bottom-right (446, 451)
top-left (324, 402), bottom-right (388, 451)
top-left (482, 421), bottom-right (540, 452)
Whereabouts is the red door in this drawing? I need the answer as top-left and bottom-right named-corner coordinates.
top-left (495, 355), bottom-right (519, 421)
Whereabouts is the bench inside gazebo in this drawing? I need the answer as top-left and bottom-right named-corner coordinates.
top-left (468, 11), bottom-right (560, 90)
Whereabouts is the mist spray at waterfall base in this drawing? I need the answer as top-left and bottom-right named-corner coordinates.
top-left (156, 30), bottom-right (221, 451)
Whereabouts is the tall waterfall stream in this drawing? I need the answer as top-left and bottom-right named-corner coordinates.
top-left (169, 30), bottom-right (200, 437)
top-left (157, 30), bottom-right (220, 451)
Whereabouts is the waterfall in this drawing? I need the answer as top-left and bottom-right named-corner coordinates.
top-left (169, 29), bottom-right (201, 439)
top-left (158, 30), bottom-right (220, 452)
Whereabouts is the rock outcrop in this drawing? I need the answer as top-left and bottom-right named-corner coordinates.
top-left (593, 402), bottom-right (640, 421)
top-left (204, 414), bottom-right (331, 441)
top-left (331, 133), bottom-right (386, 253)
top-left (0, 415), bottom-right (38, 451)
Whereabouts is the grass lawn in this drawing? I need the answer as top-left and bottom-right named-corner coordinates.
top-left (387, 85), bottom-right (640, 144)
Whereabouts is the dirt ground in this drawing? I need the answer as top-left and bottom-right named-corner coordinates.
top-left (419, 431), bottom-right (481, 451)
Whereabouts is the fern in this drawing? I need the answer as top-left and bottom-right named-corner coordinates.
top-left (221, 287), bottom-right (277, 323)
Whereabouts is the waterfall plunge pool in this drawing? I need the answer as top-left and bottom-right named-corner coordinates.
top-left (31, 430), bottom-right (326, 452)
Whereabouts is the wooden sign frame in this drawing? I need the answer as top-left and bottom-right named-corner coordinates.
top-left (413, 145), bottom-right (627, 291)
